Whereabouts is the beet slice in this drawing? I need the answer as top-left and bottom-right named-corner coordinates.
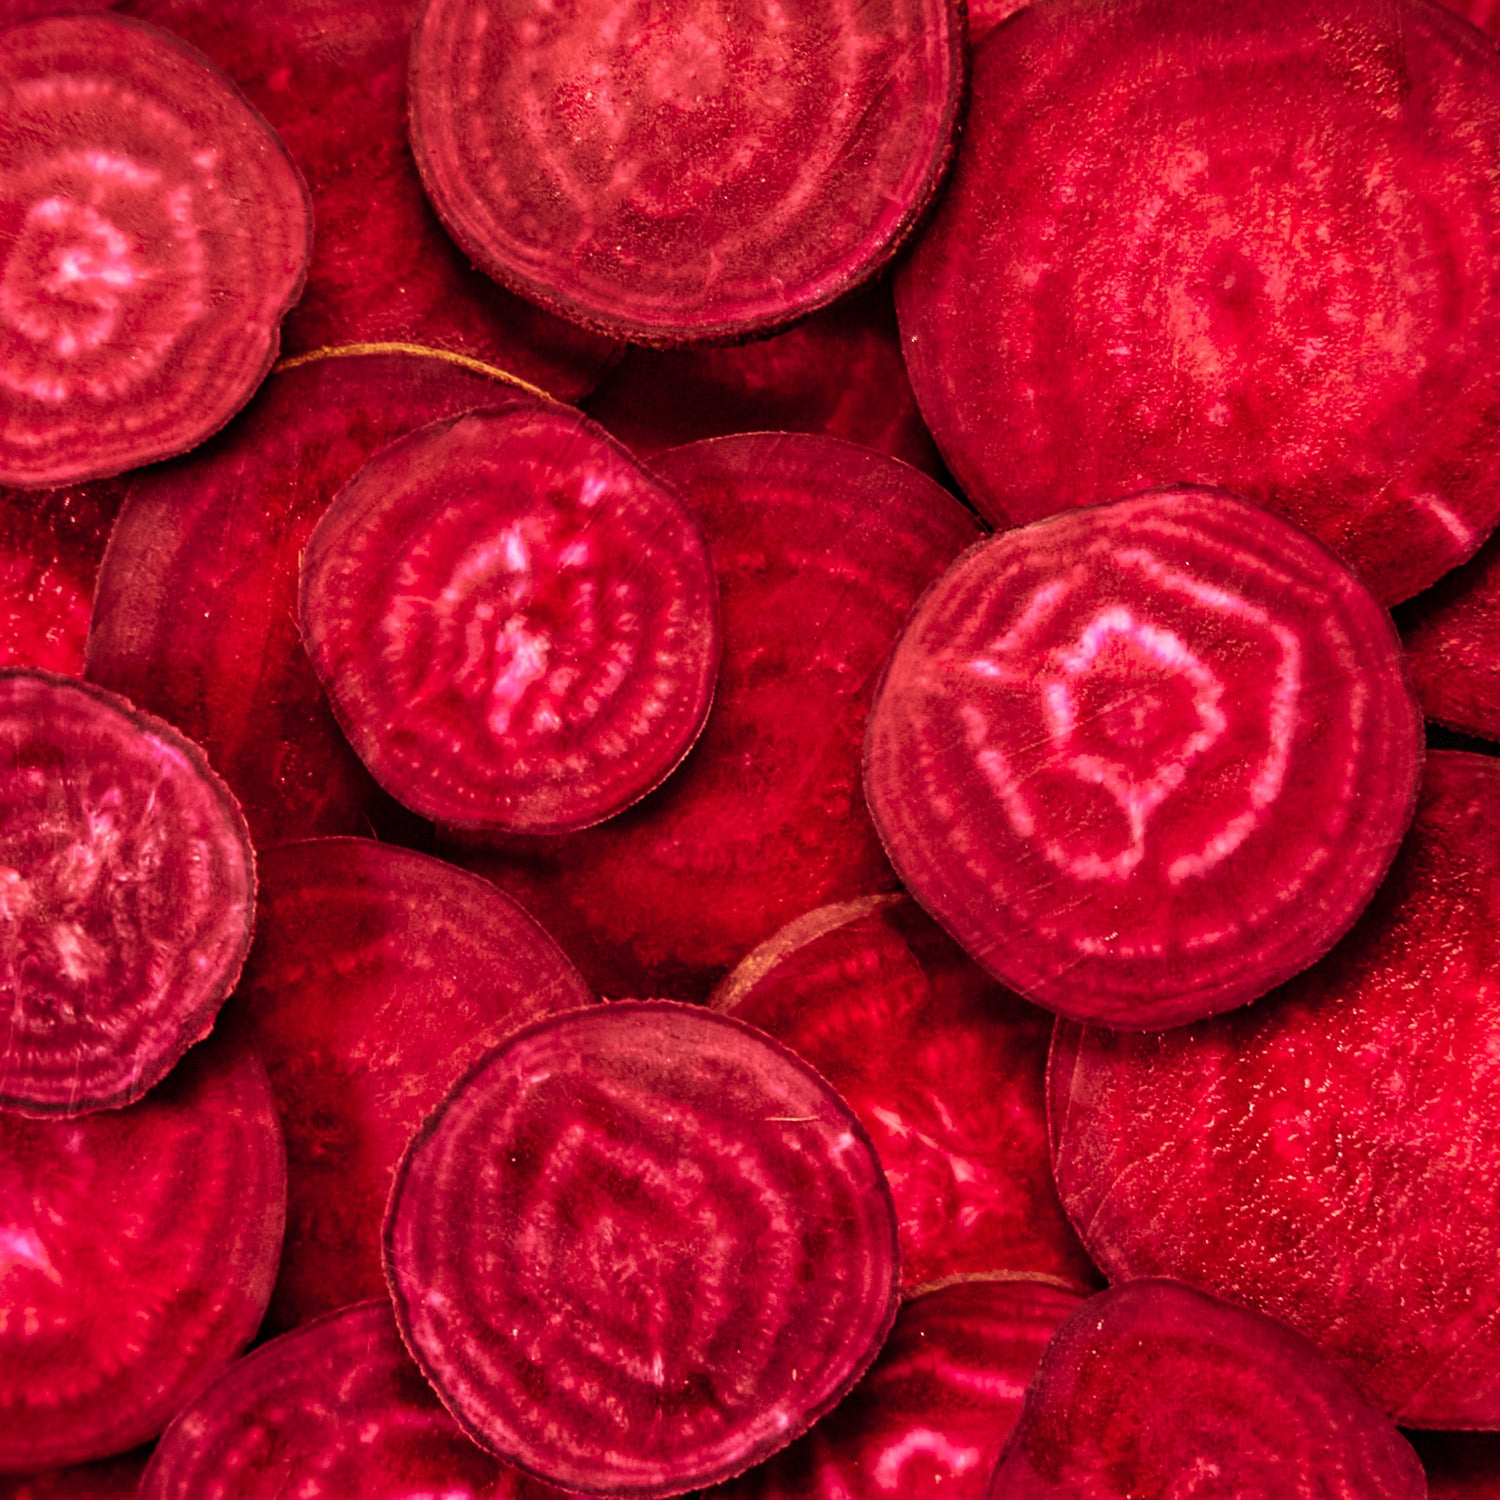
top-left (985, 1280), bottom-right (1424, 1498)
top-left (0, 13), bottom-right (311, 488)
top-left (0, 1453), bottom-right (148, 1500)
top-left (385, 1000), bottom-right (900, 1496)
top-left (864, 486), bottom-right (1422, 1028)
top-left (407, 0), bottom-right (964, 344)
top-left (0, 1026), bottom-right (284, 1471)
top-left (300, 405), bottom-right (720, 834)
top-left (896, 0), bottom-right (1500, 604)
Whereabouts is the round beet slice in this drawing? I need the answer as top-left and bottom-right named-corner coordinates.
top-left (0, 669), bottom-right (255, 1117)
top-left (0, 13), bottom-right (311, 488)
top-left (384, 1000), bottom-right (900, 1497)
top-left (407, 0), bottom-right (964, 344)
top-left (864, 487), bottom-right (1422, 1028)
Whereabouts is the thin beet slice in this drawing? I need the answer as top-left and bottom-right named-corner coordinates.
top-left (385, 1001), bottom-right (900, 1497)
top-left (407, 0), bottom-right (964, 344)
top-left (1050, 751), bottom-right (1500, 1426)
top-left (0, 1026), bottom-right (285, 1472)
top-left (896, 0), bottom-right (1500, 604)
top-left (0, 670), bottom-right (255, 1117)
top-left (864, 487), bottom-right (1422, 1028)
top-left (301, 405), bottom-right (719, 834)
top-left (984, 1280), bottom-right (1424, 1498)
top-left (0, 13), bottom-right (311, 488)
top-left (0, 1453), bottom-right (148, 1500)
top-left (712, 895), bottom-right (1098, 1293)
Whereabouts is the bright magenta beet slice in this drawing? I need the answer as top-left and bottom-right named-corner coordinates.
top-left (984, 1281), bottom-right (1424, 1498)
top-left (301, 405), bottom-right (719, 834)
top-left (407, 0), bottom-right (964, 344)
top-left (0, 669), bottom-right (255, 1117)
top-left (0, 1026), bottom-right (285, 1472)
top-left (864, 487), bottom-right (1422, 1028)
top-left (0, 1452), bottom-right (148, 1500)
top-left (0, 13), bottom-right (311, 488)
top-left (385, 1000), bottom-right (900, 1497)
top-left (896, 0), bottom-right (1500, 604)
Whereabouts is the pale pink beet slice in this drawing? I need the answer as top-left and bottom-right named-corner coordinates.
top-left (984, 1281), bottom-right (1425, 1498)
top-left (1050, 750), bottom-right (1500, 1426)
top-left (0, 1026), bottom-right (285, 1471)
top-left (385, 1001), bottom-right (900, 1497)
top-left (0, 13), bottom-right (311, 488)
top-left (0, 1453), bottom-right (148, 1500)
top-left (865, 487), bottom-right (1422, 1028)
top-left (1410, 1433), bottom-right (1500, 1498)
top-left (407, 0), bottom-right (964, 344)
top-left (300, 405), bottom-right (720, 834)
top-left (897, 0), bottom-right (1500, 604)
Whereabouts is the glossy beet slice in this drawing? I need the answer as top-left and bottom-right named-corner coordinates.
top-left (0, 13), bottom-right (311, 488)
top-left (385, 1001), bottom-right (900, 1497)
top-left (301, 405), bottom-right (719, 834)
top-left (0, 1453), bottom-right (148, 1500)
top-left (0, 670), bottom-right (255, 1117)
top-left (897, 0), bottom-right (1500, 604)
top-left (865, 487), bottom-right (1422, 1028)
top-left (0, 1026), bottom-right (285, 1472)
top-left (985, 1281), bottom-right (1424, 1498)
top-left (408, 0), bottom-right (964, 344)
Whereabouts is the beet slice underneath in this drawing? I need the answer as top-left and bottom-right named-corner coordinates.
top-left (385, 1001), bottom-right (900, 1497)
top-left (0, 1454), bottom-right (148, 1500)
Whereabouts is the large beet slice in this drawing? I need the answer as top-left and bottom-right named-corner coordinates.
top-left (407, 0), bottom-right (964, 344)
top-left (865, 487), bottom-right (1422, 1028)
top-left (385, 1001), bottom-right (900, 1497)
top-left (0, 13), bottom-right (311, 488)
top-left (1050, 750), bottom-right (1500, 1425)
top-left (897, 0), bottom-right (1500, 604)
top-left (0, 1026), bottom-right (284, 1471)
top-left (0, 1454), bottom-right (148, 1500)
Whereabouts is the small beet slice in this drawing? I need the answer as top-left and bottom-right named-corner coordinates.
top-left (407, 0), bottom-right (964, 344)
top-left (0, 1026), bottom-right (285, 1472)
top-left (301, 405), bottom-right (719, 834)
top-left (984, 1280), bottom-right (1424, 1498)
top-left (0, 669), bottom-right (255, 1117)
top-left (0, 13), bottom-right (311, 488)
top-left (0, 1452), bottom-right (148, 1500)
top-left (385, 1001), bottom-right (900, 1497)
top-left (864, 487), bottom-right (1422, 1028)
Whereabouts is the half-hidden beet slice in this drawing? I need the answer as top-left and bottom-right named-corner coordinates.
top-left (984, 1280), bottom-right (1424, 1498)
top-left (864, 487), bottom-right (1423, 1028)
top-left (407, 0), bottom-right (964, 344)
top-left (385, 1001), bottom-right (900, 1497)
top-left (0, 1452), bottom-right (149, 1500)
top-left (0, 13), bottom-right (311, 488)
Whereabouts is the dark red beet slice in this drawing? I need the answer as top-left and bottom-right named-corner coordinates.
top-left (0, 1452), bottom-right (148, 1500)
top-left (967, 0), bottom-right (1028, 42)
top-left (0, 1026), bottom-right (284, 1472)
top-left (864, 487), bottom-right (1422, 1028)
top-left (712, 895), bottom-right (1098, 1293)
top-left (85, 346), bottom-right (538, 846)
top-left (0, 13), bottom-right (311, 488)
top-left (236, 836), bottom-right (593, 1330)
top-left (385, 1001), bottom-right (900, 1497)
top-left (1410, 1433), bottom-right (1500, 1498)
top-left (984, 1280), bottom-right (1424, 1498)
top-left (301, 406), bottom-right (719, 834)
top-left (896, 0), bottom-right (1500, 604)
top-left (1050, 750), bottom-right (1500, 1425)
top-left (407, 0), bottom-right (964, 344)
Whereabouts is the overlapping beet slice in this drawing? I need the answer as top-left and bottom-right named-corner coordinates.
top-left (897, 0), bottom-right (1500, 604)
top-left (0, 1453), bottom-right (148, 1500)
top-left (385, 1001), bottom-right (900, 1497)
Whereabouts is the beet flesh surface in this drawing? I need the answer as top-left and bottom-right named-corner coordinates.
top-left (984, 1280), bottom-right (1425, 1498)
top-left (407, 0), bottom-right (964, 344)
top-left (384, 1000), bottom-right (900, 1497)
top-left (0, 13), bottom-right (311, 488)
top-left (864, 487), bottom-right (1423, 1028)
top-left (897, 0), bottom-right (1500, 605)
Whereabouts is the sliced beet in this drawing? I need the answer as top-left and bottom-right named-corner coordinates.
top-left (0, 13), bottom-right (311, 488)
top-left (897, 0), bottom-right (1500, 604)
top-left (300, 405), bottom-right (720, 834)
top-left (0, 1453), bottom-right (148, 1500)
top-left (864, 487), bottom-right (1422, 1028)
top-left (385, 1001), bottom-right (900, 1497)
top-left (0, 1025), bottom-right (284, 1472)
top-left (984, 1280), bottom-right (1424, 1498)
top-left (407, 0), bottom-right (964, 344)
